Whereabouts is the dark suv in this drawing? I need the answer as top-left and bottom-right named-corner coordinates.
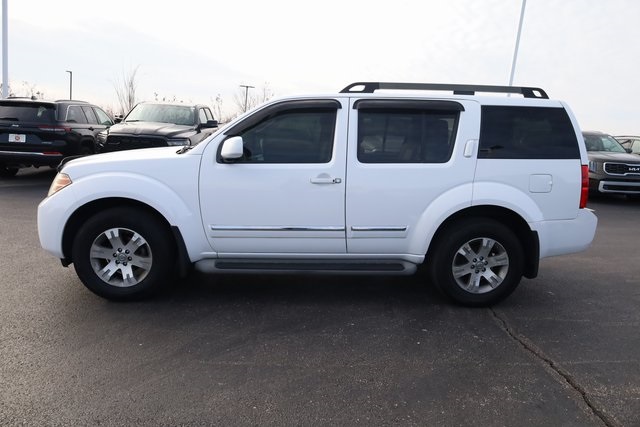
top-left (583, 131), bottom-right (640, 196)
top-left (97, 102), bottom-right (218, 153)
top-left (0, 98), bottom-right (113, 177)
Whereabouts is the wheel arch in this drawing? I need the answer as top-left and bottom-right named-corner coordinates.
top-left (61, 197), bottom-right (191, 276)
top-left (426, 205), bottom-right (539, 279)
top-left (79, 137), bottom-right (96, 153)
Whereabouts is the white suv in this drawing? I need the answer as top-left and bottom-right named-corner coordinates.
top-left (38, 82), bottom-right (598, 306)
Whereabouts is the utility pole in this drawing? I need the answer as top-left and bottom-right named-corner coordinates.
top-left (240, 84), bottom-right (254, 112)
top-left (509, 0), bottom-right (527, 86)
top-left (66, 70), bottom-right (73, 99)
top-left (2, 0), bottom-right (8, 98)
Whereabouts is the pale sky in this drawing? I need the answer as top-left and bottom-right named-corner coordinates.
top-left (2, 0), bottom-right (640, 134)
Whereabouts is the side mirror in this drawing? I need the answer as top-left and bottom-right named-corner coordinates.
top-left (625, 148), bottom-right (632, 154)
top-left (220, 136), bottom-right (244, 161)
top-left (114, 116), bottom-right (123, 124)
top-left (200, 119), bottom-right (219, 129)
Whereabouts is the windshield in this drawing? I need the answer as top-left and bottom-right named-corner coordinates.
top-left (584, 134), bottom-right (627, 153)
top-left (124, 104), bottom-right (196, 126)
top-left (0, 102), bottom-right (56, 123)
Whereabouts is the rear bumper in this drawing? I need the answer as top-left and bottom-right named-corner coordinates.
top-left (534, 209), bottom-right (598, 259)
top-left (0, 150), bottom-right (64, 167)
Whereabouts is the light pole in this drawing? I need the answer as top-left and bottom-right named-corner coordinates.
top-left (508, 0), bottom-right (527, 86)
top-left (65, 70), bottom-right (73, 99)
top-left (240, 84), bottom-right (254, 112)
top-left (2, 0), bottom-right (8, 98)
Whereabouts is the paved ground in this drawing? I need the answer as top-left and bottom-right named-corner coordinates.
top-left (0, 168), bottom-right (638, 426)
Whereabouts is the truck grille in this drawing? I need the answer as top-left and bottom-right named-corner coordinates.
top-left (106, 135), bottom-right (167, 149)
top-left (604, 162), bottom-right (640, 176)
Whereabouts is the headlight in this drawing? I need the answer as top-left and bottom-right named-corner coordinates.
top-left (588, 161), bottom-right (598, 173)
top-left (97, 131), bottom-right (107, 145)
top-left (166, 138), bottom-right (190, 146)
top-left (48, 173), bottom-right (72, 197)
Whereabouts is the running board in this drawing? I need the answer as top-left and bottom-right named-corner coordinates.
top-left (194, 259), bottom-right (418, 276)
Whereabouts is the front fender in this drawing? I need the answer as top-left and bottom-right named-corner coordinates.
top-left (38, 172), bottom-right (212, 261)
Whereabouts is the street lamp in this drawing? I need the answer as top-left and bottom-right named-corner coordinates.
top-left (2, 0), bottom-right (9, 99)
top-left (508, 0), bottom-right (527, 86)
top-left (239, 84), bottom-right (254, 112)
top-left (65, 70), bottom-right (73, 99)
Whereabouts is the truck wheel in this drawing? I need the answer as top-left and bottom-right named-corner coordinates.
top-left (429, 219), bottom-right (524, 307)
top-left (71, 207), bottom-right (175, 300)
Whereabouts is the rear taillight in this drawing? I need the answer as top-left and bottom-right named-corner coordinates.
top-left (580, 165), bottom-right (589, 209)
top-left (38, 125), bottom-right (71, 133)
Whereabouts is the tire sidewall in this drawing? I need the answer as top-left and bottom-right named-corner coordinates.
top-left (430, 219), bottom-right (524, 307)
top-left (72, 207), bottom-right (174, 300)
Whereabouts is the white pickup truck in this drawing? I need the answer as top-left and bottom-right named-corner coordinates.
top-left (38, 82), bottom-right (597, 306)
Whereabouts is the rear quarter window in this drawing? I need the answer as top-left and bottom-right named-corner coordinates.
top-left (479, 106), bottom-right (579, 159)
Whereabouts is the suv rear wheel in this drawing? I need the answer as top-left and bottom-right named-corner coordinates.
top-left (71, 207), bottom-right (175, 300)
top-left (429, 218), bottom-right (524, 307)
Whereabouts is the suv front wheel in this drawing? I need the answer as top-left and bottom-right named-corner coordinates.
top-left (71, 207), bottom-right (175, 300)
top-left (429, 219), bottom-right (524, 307)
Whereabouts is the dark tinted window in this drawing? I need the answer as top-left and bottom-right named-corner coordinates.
top-left (93, 108), bottom-right (113, 126)
top-left (233, 109), bottom-right (336, 163)
top-left (583, 133), bottom-right (626, 153)
top-left (0, 102), bottom-right (55, 123)
top-left (479, 106), bottom-right (579, 159)
top-left (66, 105), bottom-right (88, 124)
top-left (82, 106), bottom-right (98, 124)
top-left (357, 109), bottom-right (458, 163)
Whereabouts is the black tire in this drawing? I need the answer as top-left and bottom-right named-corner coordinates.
top-left (428, 218), bottom-right (524, 307)
top-left (79, 144), bottom-right (94, 155)
top-left (0, 165), bottom-right (19, 178)
top-left (71, 207), bottom-right (176, 300)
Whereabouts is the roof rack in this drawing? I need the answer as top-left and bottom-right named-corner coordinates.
top-left (340, 82), bottom-right (549, 99)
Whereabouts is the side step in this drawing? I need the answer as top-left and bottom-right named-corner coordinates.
top-left (194, 259), bottom-right (418, 276)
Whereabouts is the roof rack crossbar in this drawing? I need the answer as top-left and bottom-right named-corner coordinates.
top-left (339, 82), bottom-right (549, 99)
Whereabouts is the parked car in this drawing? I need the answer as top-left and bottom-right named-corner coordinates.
top-left (97, 102), bottom-right (218, 153)
top-left (38, 82), bottom-right (597, 306)
top-left (583, 131), bottom-right (640, 196)
top-left (0, 98), bottom-right (113, 177)
top-left (614, 135), bottom-right (640, 155)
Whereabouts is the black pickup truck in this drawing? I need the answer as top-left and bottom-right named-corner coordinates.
top-left (97, 102), bottom-right (218, 153)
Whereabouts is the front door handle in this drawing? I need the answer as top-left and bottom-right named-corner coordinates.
top-left (310, 174), bottom-right (342, 184)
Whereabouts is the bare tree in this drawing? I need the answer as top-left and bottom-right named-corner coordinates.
top-left (210, 93), bottom-right (237, 124)
top-left (114, 66), bottom-right (139, 116)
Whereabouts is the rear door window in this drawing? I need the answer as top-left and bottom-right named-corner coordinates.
top-left (82, 106), bottom-right (98, 124)
top-left (356, 101), bottom-right (461, 163)
top-left (66, 105), bottom-right (88, 124)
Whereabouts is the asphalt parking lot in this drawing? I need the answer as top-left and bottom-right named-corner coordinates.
top-left (1, 167), bottom-right (638, 426)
